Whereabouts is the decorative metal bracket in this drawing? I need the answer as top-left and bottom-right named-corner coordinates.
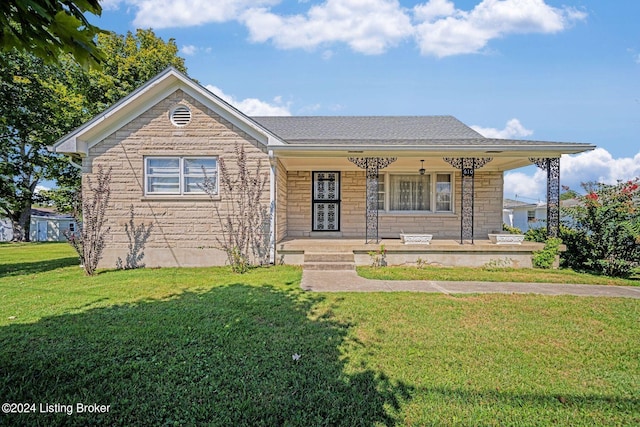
top-left (444, 157), bottom-right (493, 244)
top-left (529, 157), bottom-right (560, 238)
top-left (348, 157), bottom-right (397, 243)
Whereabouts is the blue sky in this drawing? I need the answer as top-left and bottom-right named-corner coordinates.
top-left (87, 0), bottom-right (640, 202)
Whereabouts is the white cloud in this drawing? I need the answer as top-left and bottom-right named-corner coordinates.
top-left (206, 85), bottom-right (291, 116)
top-left (110, 0), bottom-right (586, 57)
top-left (128, 0), bottom-right (278, 28)
top-left (471, 118), bottom-right (533, 138)
top-left (241, 0), bottom-right (414, 55)
top-left (561, 148), bottom-right (640, 188)
top-left (504, 148), bottom-right (640, 199)
top-left (413, 0), bottom-right (587, 57)
top-left (100, 0), bottom-right (123, 11)
top-left (34, 184), bottom-right (54, 195)
top-left (180, 45), bottom-right (212, 56)
top-left (504, 168), bottom-right (547, 199)
top-left (181, 45), bottom-right (198, 56)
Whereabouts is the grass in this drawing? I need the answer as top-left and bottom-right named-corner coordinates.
top-left (358, 265), bottom-right (640, 286)
top-left (1, 243), bottom-right (639, 426)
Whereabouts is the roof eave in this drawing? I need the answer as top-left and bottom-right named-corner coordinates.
top-left (270, 142), bottom-right (596, 157)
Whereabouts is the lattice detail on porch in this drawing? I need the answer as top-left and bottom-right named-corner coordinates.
top-left (529, 157), bottom-right (560, 238)
top-left (348, 157), bottom-right (397, 243)
top-left (443, 157), bottom-right (493, 244)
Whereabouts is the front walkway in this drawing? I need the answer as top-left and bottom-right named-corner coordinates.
top-left (301, 270), bottom-right (640, 298)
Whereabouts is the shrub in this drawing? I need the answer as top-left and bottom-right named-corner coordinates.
top-left (200, 144), bottom-right (270, 273)
top-left (502, 224), bottom-right (522, 234)
top-left (524, 227), bottom-right (547, 243)
top-left (64, 165), bottom-right (111, 276)
top-left (532, 238), bottom-right (562, 269)
top-left (561, 179), bottom-right (640, 278)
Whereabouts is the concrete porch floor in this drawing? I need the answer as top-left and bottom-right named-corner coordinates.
top-left (276, 237), bottom-right (546, 268)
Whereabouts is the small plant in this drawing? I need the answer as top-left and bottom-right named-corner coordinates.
top-left (64, 165), bottom-right (112, 276)
top-left (200, 144), bottom-right (270, 273)
top-left (532, 237), bottom-right (562, 269)
top-left (416, 257), bottom-right (428, 269)
top-left (368, 244), bottom-right (387, 268)
top-left (502, 224), bottom-right (522, 235)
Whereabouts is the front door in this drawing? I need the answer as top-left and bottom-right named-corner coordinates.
top-left (312, 171), bottom-right (340, 231)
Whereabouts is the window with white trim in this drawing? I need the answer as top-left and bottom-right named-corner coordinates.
top-left (145, 157), bottom-right (218, 195)
top-left (377, 172), bottom-right (453, 212)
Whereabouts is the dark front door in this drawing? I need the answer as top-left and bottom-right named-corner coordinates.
top-left (312, 171), bottom-right (340, 231)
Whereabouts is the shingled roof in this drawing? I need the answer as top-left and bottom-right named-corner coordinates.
top-left (251, 116), bottom-right (484, 142)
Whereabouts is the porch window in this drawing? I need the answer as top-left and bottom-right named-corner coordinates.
top-left (377, 172), bottom-right (453, 212)
top-left (436, 174), bottom-right (452, 211)
top-left (389, 175), bottom-right (431, 211)
top-left (145, 157), bottom-right (218, 195)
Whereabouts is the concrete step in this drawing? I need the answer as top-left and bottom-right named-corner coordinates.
top-left (304, 252), bottom-right (355, 263)
top-left (303, 252), bottom-right (355, 271)
top-left (303, 262), bottom-right (356, 271)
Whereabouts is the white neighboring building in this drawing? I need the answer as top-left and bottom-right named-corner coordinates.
top-left (1, 208), bottom-right (78, 242)
top-left (503, 199), bottom-right (546, 232)
top-left (0, 218), bottom-right (12, 241)
top-left (29, 208), bottom-right (77, 242)
top-left (503, 198), bottom-right (580, 232)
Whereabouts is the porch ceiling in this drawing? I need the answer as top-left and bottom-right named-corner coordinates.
top-left (279, 155), bottom-right (540, 172)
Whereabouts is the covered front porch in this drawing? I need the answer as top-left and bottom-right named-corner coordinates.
top-left (273, 153), bottom-right (563, 246)
top-left (276, 237), bottom-right (546, 268)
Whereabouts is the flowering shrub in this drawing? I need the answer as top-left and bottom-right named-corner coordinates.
top-left (562, 179), bottom-right (640, 277)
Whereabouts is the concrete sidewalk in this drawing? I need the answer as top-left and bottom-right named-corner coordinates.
top-left (300, 270), bottom-right (640, 298)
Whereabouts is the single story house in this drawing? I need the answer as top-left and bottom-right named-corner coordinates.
top-left (503, 199), bottom-right (546, 232)
top-left (51, 68), bottom-right (595, 268)
top-left (1, 209), bottom-right (77, 242)
top-left (30, 208), bottom-right (77, 242)
top-left (503, 198), bottom-right (581, 232)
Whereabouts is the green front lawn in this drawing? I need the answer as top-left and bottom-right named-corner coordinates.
top-left (358, 265), bottom-right (640, 286)
top-left (1, 243), bottom-right (638, 426)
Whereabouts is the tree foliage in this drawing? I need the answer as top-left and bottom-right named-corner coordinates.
top-left (0, 0), bottom-right (105, 68)
top-left (86, 29), bottom-right (187, 114)
top-left (0, 50), bottom-right (87, 240)
top-left (562, 179), bottom-right (640, 277)
top-left (1, 29), bottom-right (187, 241)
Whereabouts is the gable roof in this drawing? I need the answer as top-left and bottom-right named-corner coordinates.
top-left (51, 67), bottom-right (596, 160)
top-left (252, 116), bottom-right (595, 157)
top-left (252, 116), bottom-right (484, 141)
top-left (50, 67), bottom-right (286, 156)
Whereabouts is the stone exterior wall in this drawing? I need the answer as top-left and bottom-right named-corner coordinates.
top-left (285, 171), bottom-right (311, 237)
top-left (284, 169), bottom-right (503, 240)
top-left (275, 159), bottom-right (288, 242)
top-left (84, 89), bottom-right (270, 268)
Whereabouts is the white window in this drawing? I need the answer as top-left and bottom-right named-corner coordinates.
top-left (145, 157), bottom-right (218, 195)
top-left (390, 174), bottom-right (431, 211)
top-left (377, 172), bottom-right (453, 213)
top-left (435, 174), bottom-right (452, 212)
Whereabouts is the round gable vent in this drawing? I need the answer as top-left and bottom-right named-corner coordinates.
top-left (170, 105), bottom-right (191, 127)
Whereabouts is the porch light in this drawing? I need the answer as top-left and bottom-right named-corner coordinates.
top-left (419, 160), bottom-right (425, 175)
